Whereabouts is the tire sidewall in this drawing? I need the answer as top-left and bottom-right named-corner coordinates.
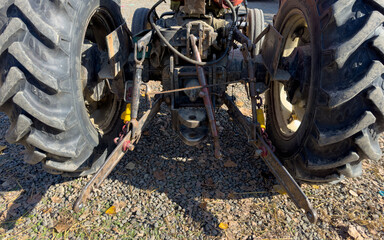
top-left (131, 8), bottom-right (150, 36)
top-left (266, 0), bottom-right (321, 159)
top-left (70, 0), bottom-right (124, 161)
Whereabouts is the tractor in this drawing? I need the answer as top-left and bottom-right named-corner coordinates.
top-left (0, 0), bottom-right (383, 223)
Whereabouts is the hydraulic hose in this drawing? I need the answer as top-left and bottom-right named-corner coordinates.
top-left (147, 0), bottom-right (237, 66)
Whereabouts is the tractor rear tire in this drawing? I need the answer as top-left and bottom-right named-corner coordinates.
top-left (0, 0), bottom-right (125, 176)
top-left (266, 0), bottom-right (384, 183)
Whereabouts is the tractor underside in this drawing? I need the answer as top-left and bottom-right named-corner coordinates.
top-left (74, 0), bottom-right (318, 223)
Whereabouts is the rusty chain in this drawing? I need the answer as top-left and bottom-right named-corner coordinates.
top-left (114, 123), bottom-right (132, 152)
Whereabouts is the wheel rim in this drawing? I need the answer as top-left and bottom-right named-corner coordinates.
top-left (81, 8), bottom-right (119, 135)
top-left (272, 10), bottom-right (311, 138)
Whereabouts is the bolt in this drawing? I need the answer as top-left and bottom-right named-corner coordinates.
top-left (128, 144), bottom-right (135, 151)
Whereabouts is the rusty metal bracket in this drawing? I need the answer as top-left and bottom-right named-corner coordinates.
top-left (135, 30), bottom-right (153, 59)
top-left (253, 134), bottom-right (318, 223)
top-left (106, 22), bottom-right (132, 77)
top-left (223, 94), bottom-right (318, 224)
top-left (261, 24), bottom-right (284, 79)
top-left (73, 97), bottom-right (163, 212)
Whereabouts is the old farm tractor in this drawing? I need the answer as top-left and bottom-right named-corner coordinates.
top-left (0, 0), bottom-right (383, 222)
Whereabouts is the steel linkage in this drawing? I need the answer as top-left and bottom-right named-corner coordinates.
top-left (73, 38), bottom-right (162, 212)
top-left (73, 96), bottom-right (163, 212)
top-left (225, 28), bottom-right (318, 223)
top-left (222, 94), bottom-right (318, 224)
top-left (190, 35), bottom-right (222, 159)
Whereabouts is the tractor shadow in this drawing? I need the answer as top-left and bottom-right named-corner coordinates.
top-left (106, 105), bottom-right (279, 236)
top-left (0, 113), bottom-right (69, 231)
top-left (0, 106), bottom-right (278, 237)
top-left (0, 153), bottom-right (68, 231)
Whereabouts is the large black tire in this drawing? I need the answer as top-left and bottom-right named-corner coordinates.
top-left (266, 0), bottom-right (384, 183)
top-left (0, 0), bottom-right (125, 176)
top-left (131, 8), bottom-right (150, 36)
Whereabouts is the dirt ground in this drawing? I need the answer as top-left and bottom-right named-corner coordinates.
top-left (0, 1), bottom-right (383, 239)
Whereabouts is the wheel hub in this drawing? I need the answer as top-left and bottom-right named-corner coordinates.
top-left (81, 9), bottom-right (120, 135)
top-left (272, 11), bottom-right (311, 137)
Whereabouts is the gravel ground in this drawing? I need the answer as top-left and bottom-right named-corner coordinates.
top-left (1, 0), bottom-right (384, 239)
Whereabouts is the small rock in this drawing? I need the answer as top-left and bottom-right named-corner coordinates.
top-left (1, 180), bottom-right (12, 187)
top-left (0, 145), bottom-right (6, 153)
top-left (153, 170), bottom-right (166, 181)
top-left (54, 218), bottom-right (74, 233)
top-left (215, 189), bottom-right (225, 199)
top-left (179, 187), bottom-right (187, 195)
top-left (126, 162), bottom-right (136, 170)
top-left (143, 130), bottom-right (150, 136)
top-left (51, 196), bottom-right (61, 204)
top-left (348, 225), bottom-right (363, 240)
top-left (199, 201), bottom-right (207, 211)
top-left (349, 190), bottom-right (358, 197)
top-left (224, 160), bottom-right (237, 168)
top-left (57, 186), bottom-right (65, 196)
